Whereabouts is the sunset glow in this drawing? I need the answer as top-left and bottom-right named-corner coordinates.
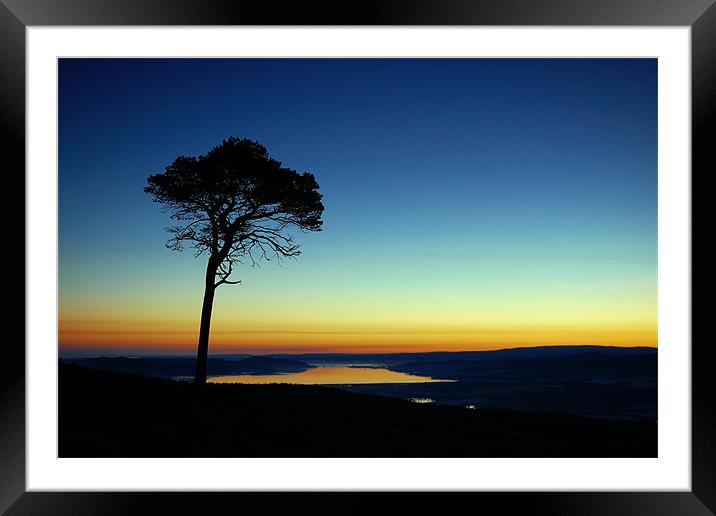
top-left (59, 58), bottom-right (657, 355)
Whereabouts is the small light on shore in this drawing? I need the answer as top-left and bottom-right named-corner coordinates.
top-left (409, 397), bottom-right (434, 404)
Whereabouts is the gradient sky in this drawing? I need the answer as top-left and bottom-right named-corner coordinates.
top-left (58, 58), bottom-right (657, 355)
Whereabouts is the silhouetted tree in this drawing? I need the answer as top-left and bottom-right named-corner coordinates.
top-left (145, 137), bottom-right (324, 385)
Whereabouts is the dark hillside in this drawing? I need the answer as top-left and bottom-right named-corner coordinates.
top-left (59, 364), bottom-right (656, 458)
top-left (391, 352), bottom-right (657, 383)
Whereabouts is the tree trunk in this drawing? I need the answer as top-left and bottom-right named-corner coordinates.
top-left (194, 258), bottom-right (218, 386)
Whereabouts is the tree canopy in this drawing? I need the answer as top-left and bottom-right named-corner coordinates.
top-left (145, 137), bottom-right (324, 287)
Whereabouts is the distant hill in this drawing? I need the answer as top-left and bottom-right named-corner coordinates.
top-left (229, 356), bottom-right (311, 374)
top-left (59, 364), bottom-right (656, 458)
top-left (267, 345), bottom-right (656, 366)
top-left (389, 349), bottom-right (657, 383)
top-left (340, 347), bottom-right (657, 420)
top-left (62, 356), bottom-right (312, 379)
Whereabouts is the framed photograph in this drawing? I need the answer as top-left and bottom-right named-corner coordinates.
top-left (6, 0), bottom-right (709, 513)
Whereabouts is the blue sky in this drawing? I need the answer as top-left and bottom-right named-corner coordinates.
top-left (58, 58), bottom-right (657, 353)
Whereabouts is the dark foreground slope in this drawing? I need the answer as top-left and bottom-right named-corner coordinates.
top-left (59, 364), bottom-right (656, 458)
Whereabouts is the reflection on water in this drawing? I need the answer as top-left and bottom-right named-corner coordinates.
top-left (208, 366), bottom-right (452, 385)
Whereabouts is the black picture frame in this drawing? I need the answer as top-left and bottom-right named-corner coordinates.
top-left (4, 0), bottom-right (710, 514)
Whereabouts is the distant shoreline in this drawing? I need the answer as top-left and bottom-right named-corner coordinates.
top-left (58, 343), bottom-right (658, 360)
top-left (60, 345), bottom-right (657, 421)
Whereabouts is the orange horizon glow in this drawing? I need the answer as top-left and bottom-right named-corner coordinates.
top-left (59, 317), bottom-right (657, 355)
